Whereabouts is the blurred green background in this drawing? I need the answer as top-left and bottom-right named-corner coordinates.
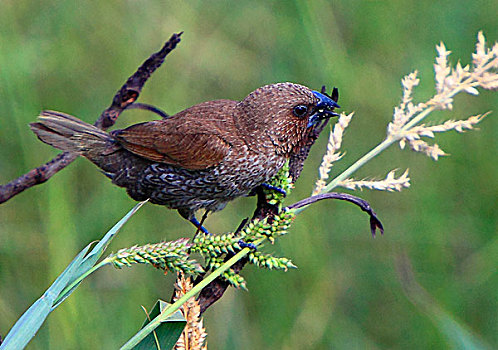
top-left (1, 1), bottom-right (496, 349)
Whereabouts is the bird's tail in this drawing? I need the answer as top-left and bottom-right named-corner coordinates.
top-left (30, 111), bottom-right (115, 157)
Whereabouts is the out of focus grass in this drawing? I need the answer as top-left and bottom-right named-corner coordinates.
top-left (0, 1), bottom-right (496, 349)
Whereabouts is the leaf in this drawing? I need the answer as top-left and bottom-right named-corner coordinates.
top-left (0, 245), bottom-right (92, 350)
top-left (132, 300), bottom-right (186, 350)
top-left (1, 201), bottom-right (147, 350)
top-left (76, 200), bottom-right (148, 272)
top-left (53, 200), bottom-right (147, 308)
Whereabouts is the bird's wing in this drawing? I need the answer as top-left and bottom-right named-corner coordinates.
top-left (111, 101), bottom-right (235, 170)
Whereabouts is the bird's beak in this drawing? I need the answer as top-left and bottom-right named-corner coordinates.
top-left (308, 91), bottom-right (341, 128)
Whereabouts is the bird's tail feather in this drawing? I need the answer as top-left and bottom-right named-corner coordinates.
top-left (30, 111), bottom-right (113, 156)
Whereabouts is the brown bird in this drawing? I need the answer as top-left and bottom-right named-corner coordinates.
top-left (30, 82), bottom-right (339, 232)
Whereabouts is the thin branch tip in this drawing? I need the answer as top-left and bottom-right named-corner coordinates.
top-left (287, 193), bottom-right (384, 237)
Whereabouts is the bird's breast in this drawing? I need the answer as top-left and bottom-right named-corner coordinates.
top-left (216, 143), bottom-right (287, 193)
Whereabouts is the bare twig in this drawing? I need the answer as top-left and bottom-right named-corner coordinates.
top-left (0, 152), bottom-right (77, 203)
top-left (95, 32), bottom-right (183, 129)
top-left (0, 32), bottom-right (183, 204)
top-left (125, 103), bottom-right (170, 119)
top-left (287, 193), bottom-right (384, 237)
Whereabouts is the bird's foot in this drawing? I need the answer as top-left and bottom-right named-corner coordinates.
top-left (189, 216), bottom-right (210, 235)
top-left (238, 240), bottom-right (258, 250)
top-left (261, 183), bottom-right (287, 196)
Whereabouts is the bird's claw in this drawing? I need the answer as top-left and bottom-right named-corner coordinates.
top-left (261, 183), bottom-right (287, 196)
top-left (189, 216), bottom-right (210, 235)
top-left (238, 240), bottom-right (257, 250)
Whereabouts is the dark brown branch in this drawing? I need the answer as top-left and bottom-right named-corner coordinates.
top-left (287, 193), bottom-right (384, 237)
top-left (0, 33), bottom-right (182, 204)
top-left (95, 32), bottom-right (182, 129)
top-left (0, 152), bottom-right (77, 204)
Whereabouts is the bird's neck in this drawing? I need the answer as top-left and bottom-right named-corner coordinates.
top-left (232, 105), bottom-right (270, 153)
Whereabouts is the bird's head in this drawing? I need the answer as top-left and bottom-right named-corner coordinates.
top-left (236, 82), bottom-right (340, 154)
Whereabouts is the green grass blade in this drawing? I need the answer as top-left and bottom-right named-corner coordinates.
top-left (0, 244), bottom-right (92, 350)
top-left (74, 200), bottom-right (148, 274)
top-left (1, 201), bottom-right (147, 349)
top-left (53, 200), bottom-right (147, 308)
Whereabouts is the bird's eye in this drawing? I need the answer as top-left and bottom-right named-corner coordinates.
top-left (293, 105), bottom-right (308, 118)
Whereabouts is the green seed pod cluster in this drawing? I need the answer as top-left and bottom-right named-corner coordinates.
top-left (192, 233), bottom-right (248, 288)
top-left (248, 251), bottom-right (297, 271)
top-left (222, 268), bottom-right (247, 290)
top-left (241, 218), bottom-right (270, 240)
top-left (204, 255), bottom-right (225, 271)
top-left (267, 209), bottom-right (295, 238)
top-left (191, 232), bottom-right (240, 257)
top-left (109, 238), bottom-right (203, 275)
top-left (241, 208), bottom-right (296, 244)
top-left (190, 208), bottom-right (297, 288)
top-left (262, 161), bottom-right (294, 206)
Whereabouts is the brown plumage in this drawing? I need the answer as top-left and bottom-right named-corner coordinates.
top-left (30, 82), bottom-right (339, 232)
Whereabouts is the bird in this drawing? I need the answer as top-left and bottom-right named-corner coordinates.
top-left (30, 82), bottom-right (340, 233)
